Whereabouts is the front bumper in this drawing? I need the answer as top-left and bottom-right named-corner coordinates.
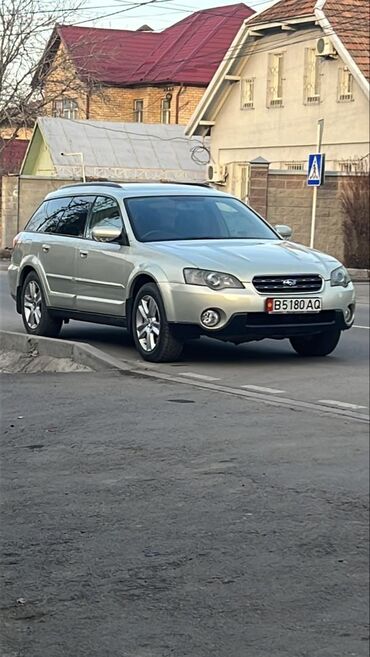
top-left (171, 310), bottom-right (349, 342)
top-left (161, 281), bottom-right (355, 341)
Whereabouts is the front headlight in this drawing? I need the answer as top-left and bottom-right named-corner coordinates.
top-left (330, 266), bottom-right (351, 287)
top-left (184, 268), bottom-right (244, 290)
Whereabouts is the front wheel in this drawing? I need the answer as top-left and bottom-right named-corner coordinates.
top-left (290, 328), bottom-right (341, 357)
top-left (132, 283), bottom-right (183, 362)
top-left (21, 271), bottom-right (62, 338)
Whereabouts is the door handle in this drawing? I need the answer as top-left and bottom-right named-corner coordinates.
top-left (42, 244), bottom-right (50, 253)
top-left (80, 250), bottom-right (88, 258)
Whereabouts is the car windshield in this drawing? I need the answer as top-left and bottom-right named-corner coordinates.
top-left (124, 195), bottom-right (277, 242)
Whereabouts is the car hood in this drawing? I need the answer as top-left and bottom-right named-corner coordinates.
top-left (149, 239), bottom-right (339, 281)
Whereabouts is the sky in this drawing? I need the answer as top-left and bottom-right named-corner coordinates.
top-left (69, 0), bottom-right (274, 32)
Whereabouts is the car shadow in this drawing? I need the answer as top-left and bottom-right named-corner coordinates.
top-left (59, 322), bottom-right (338, 367)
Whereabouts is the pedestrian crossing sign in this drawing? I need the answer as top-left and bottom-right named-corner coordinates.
top-left (307, 153), bottom-right (325, 186)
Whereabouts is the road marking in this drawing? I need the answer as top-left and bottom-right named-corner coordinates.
top-left (353, 325), bottom-right (370, 330)
top-left (318, 399), bottom-right (367, 410)
top-left (178, 372), bottom-right (221, 382)
top-left (241, 385), bottom-right (285, 394)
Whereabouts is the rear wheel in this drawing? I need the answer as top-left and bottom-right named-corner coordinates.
top-left (21, 271), bottom-right (62, 338)
top-left (132, 283), bottom-right (183, 362)
top-left (290, 328), bottom-right (341, 357)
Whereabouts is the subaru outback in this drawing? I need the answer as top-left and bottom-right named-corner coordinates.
top-left (8, 182), bottom-right (355, 362)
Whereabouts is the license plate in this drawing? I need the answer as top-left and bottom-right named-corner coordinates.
top-left (266, 298), bottom-right (322, 313)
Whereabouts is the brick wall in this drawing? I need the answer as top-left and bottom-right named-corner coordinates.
top-left (44, 44), bottom-right (205, 126)
top-left (266, 173), bottom-right (346, 262)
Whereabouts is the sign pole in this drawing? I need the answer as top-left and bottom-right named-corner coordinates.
top-left (309, 119), bottom-right (324, 249)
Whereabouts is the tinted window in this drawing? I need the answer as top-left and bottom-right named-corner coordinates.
top-left (87, 196), bottom-right (123, 239)
top-left (54, 196), bottom-right (94, 237)
top-left (125, 195), bottom-right (276, 242)
top-left (25, 201), bottom-right (56, 233)
top-left (42, 197), bottom-right (73, 234)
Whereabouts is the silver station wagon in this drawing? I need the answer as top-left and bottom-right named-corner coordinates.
top-left (8, 182), bottom-right (355, 362)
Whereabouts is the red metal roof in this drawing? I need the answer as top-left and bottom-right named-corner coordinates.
top-left (57, 4), bottom-right (253, 86)
top-left (0, 139), bottom-right (29, 174)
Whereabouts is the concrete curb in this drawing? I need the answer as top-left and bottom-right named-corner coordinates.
top-left (0, 330), bottom-right (132, 373)
top-left (1, 330), bottom-right (368, 424)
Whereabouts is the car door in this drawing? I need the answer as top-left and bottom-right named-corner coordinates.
top-left (34, 195), bottom-right (94, 309)
top-left (29, 196), bottom-right (75, 309)
top-left (74, 195), bottom-right (133, 317)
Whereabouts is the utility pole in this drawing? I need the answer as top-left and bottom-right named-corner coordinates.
top-left (309, 119), bottom-right (324, 249)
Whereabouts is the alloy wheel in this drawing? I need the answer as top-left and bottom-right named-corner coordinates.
top-left (135, 295), bottom-right (161, 352)
top-left (23, 280), bottom-right (42, 329)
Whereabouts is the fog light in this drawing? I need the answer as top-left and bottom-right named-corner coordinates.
top-left (344, 305), bottom-right (354, 324)
top-left (200, 309), bottom-right (221, 328)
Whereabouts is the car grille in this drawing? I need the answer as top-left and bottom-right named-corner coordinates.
top-left (253, 274), bottom-right (322, 294)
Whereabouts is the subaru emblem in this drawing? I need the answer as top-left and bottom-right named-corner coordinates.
top-left (283, 279), bottom-right (297, 287)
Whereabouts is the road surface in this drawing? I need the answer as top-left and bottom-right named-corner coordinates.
top-left (1, 265), bottom-right (368, 414)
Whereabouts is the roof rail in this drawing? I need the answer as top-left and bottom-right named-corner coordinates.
top-left (59, 181), bottom-right (123, 190)
top-left (159, 180), bottom-right (210, 187)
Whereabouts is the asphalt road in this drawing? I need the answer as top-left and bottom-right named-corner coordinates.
top-left (1, 266), bottom-right (369, 413)
top-left (1, 371), bottom-right (369, 657)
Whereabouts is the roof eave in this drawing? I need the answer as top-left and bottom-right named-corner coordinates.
top-left (185, 19), bottom-right (254, 137)
top-left (186, 14), bottom-right (318, 137)
top-left (314, 1), bottom-right (370, 99)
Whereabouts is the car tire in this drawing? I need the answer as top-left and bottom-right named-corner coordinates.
top-left (132, 283), bottom-right (183, 362)
top-left (290, 328), bottom-right (341, 357)
top-left (21, 271), bottom-right (62, 338)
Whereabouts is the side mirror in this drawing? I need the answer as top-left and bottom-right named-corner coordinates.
top-left (92, 225), bottom-right (123, 243)
top-left (275, 224), bottom-right (293, 239)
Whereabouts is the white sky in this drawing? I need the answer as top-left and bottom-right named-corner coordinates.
top-left (73, 0), bottom-right (274, 32)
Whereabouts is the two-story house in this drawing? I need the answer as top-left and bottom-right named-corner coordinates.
top-left (186, 0), bottom-right (369, 188)
top-left (34, 4), bottom-right (253, 127)
top-left (185, 0), bottom-right (369, 265)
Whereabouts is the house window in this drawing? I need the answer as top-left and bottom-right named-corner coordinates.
top-left (267, 53), bottom-right (284, 107)
top-left (160, 98), bottom-right (171, 124)
top-left (337, 67), bottom-right (354, 102)
top-left (52, 97), bottom-right (78, 119)
top-left (241, 78), bottom-right (255, 109)
top-left (304, 48), bottom-right (321, 104)
top-left (133, 99), bottom-right (144, 122)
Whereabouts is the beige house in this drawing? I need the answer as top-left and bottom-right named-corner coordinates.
top-left (186, 0), bottom-right (370, 199)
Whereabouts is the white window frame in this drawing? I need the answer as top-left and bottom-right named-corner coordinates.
top-left (337, 67), bottom-right (354, 102)
top-left (160, 98), bottom-right (171, 124)
top-left (267, 52), bottom-right (284, 107)
top-left (241, 77), bottom-right (255, 110)
top-left (133, 99), bottom-right (144, 122)
top-left (52, 97), bottom-right (78, 120)
top-left (304, 48), bottom-right (321, 104)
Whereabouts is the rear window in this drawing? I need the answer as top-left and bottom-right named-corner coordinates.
top-left (124, 195), bottom-right (276, 242)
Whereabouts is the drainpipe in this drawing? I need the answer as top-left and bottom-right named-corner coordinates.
top-left (175, 84), bottom-right (184, 124)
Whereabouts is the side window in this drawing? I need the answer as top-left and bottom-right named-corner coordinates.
top-left (42, 197), bottom-right (73, 234)
top-left (25, 201), bottom-right (49, 232)
top-left (55, 196), bottom-right (94, 237)
top-left (87, 196), bottom-right (123, 239)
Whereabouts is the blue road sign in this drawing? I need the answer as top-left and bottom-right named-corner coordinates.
top-left (307, 153), bottom-right (325, 186)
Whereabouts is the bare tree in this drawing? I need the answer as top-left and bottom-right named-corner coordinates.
top-left (341, 159), bottom-right (370, 269)
top-left (0, 0), bottom-right (107, 151)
